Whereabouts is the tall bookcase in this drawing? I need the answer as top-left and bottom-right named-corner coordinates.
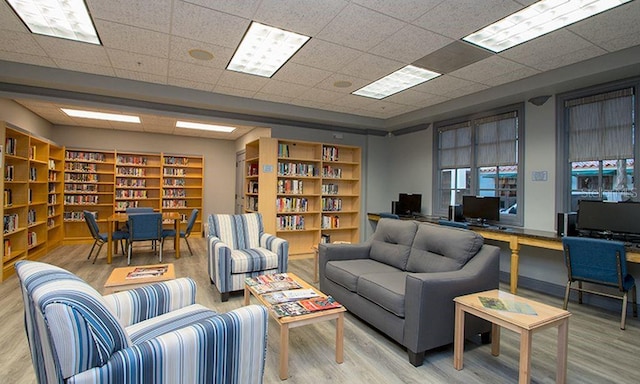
top-left (161, 154), bottom-right (204, 235)
top-left (245, 137), bottom-right (361, 257)
top-left (2, 124), bottom-right (63, 281)
top-left (47, 144), bottom-right (64, 248)
top-left (115, 152), bottom-right (161, 212)
top-left (63, 149), bottom-right (115, 243)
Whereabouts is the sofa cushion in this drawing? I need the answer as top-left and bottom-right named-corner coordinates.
top-left (369, 218), bottom-right (418, 270)
top-left (357, 272), bottom-right (408, 318)
top-left (406, 222), bottom-right (484, 273)
top-left (325, 259), bottom-right (400, 292)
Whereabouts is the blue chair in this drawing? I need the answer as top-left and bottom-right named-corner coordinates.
top-left (562, 236), bottom-right (638, 329)
top-left (438, 219), bottom-right (469, 229)
top-left (126, 207), bottom-right (154, 213)
top-left (379, 212), bottom-right (400, 219)
top-left (127, 212), bottom-right (164, 265)
top-left (162, 208), bottom-right (199, 256)
top-left (83, 211), bottom-right (128, 264)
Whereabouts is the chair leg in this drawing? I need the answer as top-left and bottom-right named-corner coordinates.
top-left (221, 292), bottom-right (230, 302)
top-left (621, 292), bottom-right (629, 330)
top-left (632, 285), bottom-right (638, 318)
top-left (159, 239), bottom-right (163, 262)
top-left (563, 281), bottom-right (571, 310)
top-left (184, 237), bottom-right (193, 256)
top-left (92, 242), bottom-right (104, 264)
top-left (127, 242), bottom-right (132, 265)
top-left (87, 241), bottom-right (98, 260)
top-left (578, 281), bottom-right (583, 304)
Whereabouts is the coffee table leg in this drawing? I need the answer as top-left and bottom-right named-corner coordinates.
top-left (491, 323), bottom-right (501, 356)
top-left (243, 286), bottom-right (250, 306)
top-left (280, 323), bottom-right (290, 380)
top-left (336, 313), bottom-right (344, 364)
top-left (453, 303), bottom-right (465, 370)
top-left (519, 330), bottom-right (532, 384)
top-left (556, 319), bottom-right (569, 384)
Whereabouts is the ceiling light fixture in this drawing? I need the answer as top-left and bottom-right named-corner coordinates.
top-left (61, 108), bottom-right (140, 123)
top-left (176, 121), bottom-right (236, 133)
top-left (463, 0), bottom-right (632, 53)
top-left (226, 21), bottom-right (310, 78)
top-left (352, 65), bottom-right (441, 100)
top-left (7, 0), bottom-right (101, 45)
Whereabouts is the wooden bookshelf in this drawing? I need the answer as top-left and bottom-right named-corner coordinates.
top-left (115, 151), bottom-right (161, 212)
top-left (245, 138), bottom-right (361, 258)
top-left (47, 144), bottom-right (64, 249)
top-left (161, 154), bottom-right (203, 236)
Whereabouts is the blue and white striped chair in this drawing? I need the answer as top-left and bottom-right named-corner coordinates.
top-left (208, 213), bottom-right (289, 301)
top-left (15, 260), bottom-right (268, 384)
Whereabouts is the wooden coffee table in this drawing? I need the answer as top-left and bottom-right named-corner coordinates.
top-left (103, 263), bottom-right (175, 294)
top-left (244, 272), bottom-right (346, 380)
top-left (454, 289), bottom-right (571, 384)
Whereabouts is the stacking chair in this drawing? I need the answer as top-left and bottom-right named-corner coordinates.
top-left (438, 219), bottom-right (469, 229)
top-left (562, 236), bottom-right (638, 329)
top-left (162, 208), bottom-right (199, 256)
top-left (127, 212), bottom-right (163, 265)
top-left (83, 211), bottom-right (128, 264)
top-left (125, 207), bottom-right (154, 213)
top-left (379, 212), bottom-right (400, 219)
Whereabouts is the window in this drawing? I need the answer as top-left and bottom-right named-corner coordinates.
top-left (558, 83), bottom-right (638, 212)
top-left (434, 104), bottom-right (524, 225)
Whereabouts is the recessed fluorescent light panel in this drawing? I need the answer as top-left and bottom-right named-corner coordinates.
top-left (352, 65), bottom-right (441, 99)
top-left (7, 0), bottom-right (101, 45)
top-left (463, 0), bottom-right (632, 53)
top-left (61, 108), bottom-right (140, 123)
top-left (176, 121), bottom-right (236, 133)
top-left (227, 21), bottom-right (310, 77)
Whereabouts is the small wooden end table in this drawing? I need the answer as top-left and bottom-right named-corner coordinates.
top-left (244, 272), bottom-right (345, 380)
top-left (454, 289), bottom-right (571, 384)
top-left (104, 263), bottom-right (175, 294)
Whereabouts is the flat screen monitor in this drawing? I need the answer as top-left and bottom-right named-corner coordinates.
top-left (576, 200), bottom-right (640, 236)
top-left (462, 195), bottom-right (500, 223)
top-left (396, 193), bottom-right (422, 216)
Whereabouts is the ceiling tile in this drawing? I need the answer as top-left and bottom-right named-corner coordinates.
top-left (329, 94), bottom-right (376, 109)
top-left (338, 53), bottom-right (404, 81)
top-left (110, 121), bottom-right (144, 131)
top-left (0, 52), bottom-right (56, 68)
top-left (215, 71), bottom-right (270, 92)
top-left (256, 80), bottom-right (309, 99)
top-left (568, 1), bottom-right (640, 52)
top-left (114, 69), bottom-right (167, 85)
top-left (413, 0), bottom-right (524, 39)
top-left (316, 3), bottom-right (406, 51)
top-left (95, 20), bottom-right (170, 58)
top-left (412, 74), bottom-right (483, 96)
top-left (273, 62), bottom-right (332, 86)
top-left (296, 87), bottom-right (345, 104)
top-left (290, 39), bottom-right (361, 72)
top-left (315, 73), bottom-right (370, 94)
top-left (52, 58), bottom-right (116, 77)
top-left (0, 30), bottom-right (47, 56)
top-left (178, 0), bottom-right (261, 19)
top-left (172, 2), bottom-right (249, 49)
top-left (254, 0), bottom-right (348, 36)
top-left (351, 0), bottom-right (442, 22)
top-left (107, 49), bottom-right (169, 76)
top-left (0, 1), bottom-right (28, 32)
top-left (34, 35), bottom-right (110, 65)
top-left (167, 61), bottom-right (222, 85)
top-left (369, 25), bottom-right (453, 63)
top-left (449, 56), bottom-right (538, 86)
top-left (89, 0), bottom-right (172, 33)
top-left (384, 89), bottom-right (447, 108)
top-left (169, 36), bottom-right (234, 69)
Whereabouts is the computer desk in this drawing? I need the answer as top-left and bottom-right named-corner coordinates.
top-left (367, 213), bottom-right (640, 294)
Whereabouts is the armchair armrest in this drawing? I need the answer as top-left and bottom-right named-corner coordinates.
top-left (260, 233), bottom-right (289, 272)
top-left (71, 305), bottom-right (269, 384)
top-left (207, 235), bottom-right (233, 292)
top-left (103, 278), bottom-right (197, 327)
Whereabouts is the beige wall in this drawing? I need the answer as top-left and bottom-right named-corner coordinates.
top-left (0, 99), bottom-right (52, 139)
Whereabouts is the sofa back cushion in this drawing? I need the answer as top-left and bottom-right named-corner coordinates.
top-left (406, 222), bottom-right (484, 272)
top-left (369, 218), bottom-right (418, 270)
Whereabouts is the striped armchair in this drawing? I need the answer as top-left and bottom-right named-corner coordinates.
top-left (15, 261), bottom-right (268, 384)
top-left (208, 213), bottom-right (289, 301)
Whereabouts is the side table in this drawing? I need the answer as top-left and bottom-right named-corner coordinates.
top-left (104, 263), bottom-right (176, 294)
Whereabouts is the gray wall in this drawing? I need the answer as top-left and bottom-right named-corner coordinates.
top-left (0, 99), bottom-right (52, 139)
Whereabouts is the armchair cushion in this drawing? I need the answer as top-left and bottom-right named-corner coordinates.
top-left (231, 248), bottom-right (280, 274)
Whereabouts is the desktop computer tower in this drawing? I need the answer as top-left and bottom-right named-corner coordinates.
top-left (448, 205), bottom-right (464, 222)
top-left (556, 212), bottom-right (577, 237)
top-left (391, 201), bottom-right (398, 214)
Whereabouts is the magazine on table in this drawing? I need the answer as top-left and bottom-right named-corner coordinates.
top-left (298, 296), bottom-right (342, 312)
top-left (271, 301), bottom-right (310, 318)
top-left (126, 265), bottom-right (169, 279)
top-left (478, 296), bottom-right (538, 315)
top-left (244, 273), bottom-right (302, 294)
top-left (270, 296), bottom-right (342, 317)
top-left (262, 289), bottom-right (319, 304)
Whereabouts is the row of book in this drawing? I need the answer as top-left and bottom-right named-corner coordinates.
top-left (247, 163), bottom-right (259, 176)
top-left (163, 157), bottom-right (189, 166)
top-left (277, 179), bottom-right (304, 194)
top-left (48, 194), bottom-right (56, 204)
top-left (276, 197), bottom-right (308, 213)
top-left (65, 173), bottom-right (98, 182)
top-left (64, 195), bottom-right (99, 205)
top-left (321, 215), bottom-right (340, 229)
top-left (5, 165), bottom-right (14, 181)
top-left (116, 155), bottom-right (148, 165)
top-left (116, 189), bottom-right (148, 199)
top-left (64, 211), bottom-right (95, 221)
top-left (117, 167), bottom-right (147, 176)
top-left (117, 178), bottom-right (146, 187)
top-left (27, 209), bottom-right (37, 225)
top-left (48, 159), bottom-right (56, 170)
top-left (322, 183), bottom-right (339, 195)
top-left (278, 162), bottom-right (317, 177)
top-left (277, 214), bottom-right (305, 230)
top-left (5, 137), bottom-right (17, 156)
top-left (4, 189), bottom-right (12, 206)
top-left (322, 165), bottom-right (343, 179)
top-left (115, 201), bottom-right (141, 210)
top-left (322, 197), bottom-right (343, 212)
top-left (163, 168), bottom-right (186, 176)
top-left (65, 162), bottom-right (97, 172)
top-left (163, 178), bottom-right (185, 186)
top-left (322, 146), bottom-right (339, 162)
top-left (65, 151), bottom-right (106, 162)
top-left (48, 206), bottom-right (55, 217)
top-left (4, 239), bottom-right (11, 257)
top-left (48, 170), bottom-right (57, 181)
top-left (162, 199), bottom-right (187, 208)
top-left (27, 231), bottom-right (38, 247)
top-left (247, 181), bottom-right (259, 194)
top-left (163, 189), bottom-right (186, 198)
top-left (65, 183), bottom-right (97, 192)
top-left (29, 167), bottom-right (38, 181)
top-left (4, 213), bottom-right (19, 233)
top-left (277, 143), bottom-right (290, 158)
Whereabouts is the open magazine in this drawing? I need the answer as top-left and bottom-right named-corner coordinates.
top-left (245, 273), bottom-right (302, 294)
top-left (271, 296), bottom-right (342, 318)
top-left (126, 265), bottom-right (169, 279)
top-left (478, 296), bottom-right (537, 315)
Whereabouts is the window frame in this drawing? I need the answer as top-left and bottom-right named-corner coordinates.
top-left (432, 103), bottom-right (525, 226)
top-left (555, 77), bottom-right (640, 214)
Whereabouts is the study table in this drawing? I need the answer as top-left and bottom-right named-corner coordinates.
top-left (106, 212), bottom-right (182, 264)
top-left (367, 213), bottom-right (640, 294)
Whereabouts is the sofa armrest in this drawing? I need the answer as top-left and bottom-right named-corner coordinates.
top-left (403, 244), bottom-right (500, 350)
top-left (260, 233), bottom-right (289, 272)
top-left (103, 278), bottom-right (197, 327)
top-left (70, 305), bottom-right (269, 384)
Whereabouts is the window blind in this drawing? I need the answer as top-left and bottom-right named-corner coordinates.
top-left (475, 111), bottom-right (518, 167)
top-left (438, 122), bottom-right (471, 168)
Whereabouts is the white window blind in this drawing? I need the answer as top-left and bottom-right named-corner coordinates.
top-left (439, 122), bottom-right (471, 168)
top-left (475, 112), bottom-right (517, 167)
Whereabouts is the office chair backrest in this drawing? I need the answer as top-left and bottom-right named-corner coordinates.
top-left (128, 213), bottom-right (163, 241)
top-left (562, 236), bottom-right (627, 288)
top-left (438, 219), bottom-right (469, 229)
top-left (185, 209), bottom-right (199, 234)
top-left (379, 212), bottom-right (400, 219)
top-left (126, 207), bottom-right (154, 214)
top-left (83, 211), bottom-right (100, 239)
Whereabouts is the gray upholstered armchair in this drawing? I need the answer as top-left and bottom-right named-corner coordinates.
top-left (208, 213), bottom-right (289, 301)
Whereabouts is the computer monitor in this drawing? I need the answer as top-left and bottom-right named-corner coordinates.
top-left (576, 200), bottom-right (640, 238)
top-left (396, 193), bottom-right (422, 216)
top-left (462, 195), bottom-right (500, 223)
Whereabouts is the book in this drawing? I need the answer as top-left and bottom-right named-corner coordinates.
top-left (478, 296), bottom-right (537, 315)
top-left (298, 296), bottom-right (342, 312)
top-left (245, 273), bottom-right (302, 294)
top-left (126, 265), bottom-right (169, 279)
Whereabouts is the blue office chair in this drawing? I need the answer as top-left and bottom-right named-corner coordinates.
top-left (162, 209), bottom-right (199, 256)
top-left (83, 211), bottom-right (128, 264)
top-left (125, 207), bottom-right (154, 213)
top-left (127, 212), bottom-right (164, 265)
top-left (562, 236), bottom-right (638, 329)
top-left (379, 212), bottom-right (400, 219)
top-left (438, 219), bottom-right (469, 229)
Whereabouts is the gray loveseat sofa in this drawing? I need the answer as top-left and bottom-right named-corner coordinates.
top-left (319, 218), bottom-right (500, 366)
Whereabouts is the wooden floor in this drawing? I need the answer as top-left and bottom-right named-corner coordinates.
top-left (1, 238), bottom-right (639, 383)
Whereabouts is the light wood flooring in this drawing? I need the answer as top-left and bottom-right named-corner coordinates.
top-left (1, 238), bottom-right (639, 383)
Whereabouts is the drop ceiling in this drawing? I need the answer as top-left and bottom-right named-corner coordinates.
top-left (0, 0), bottom-right (639, 137)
